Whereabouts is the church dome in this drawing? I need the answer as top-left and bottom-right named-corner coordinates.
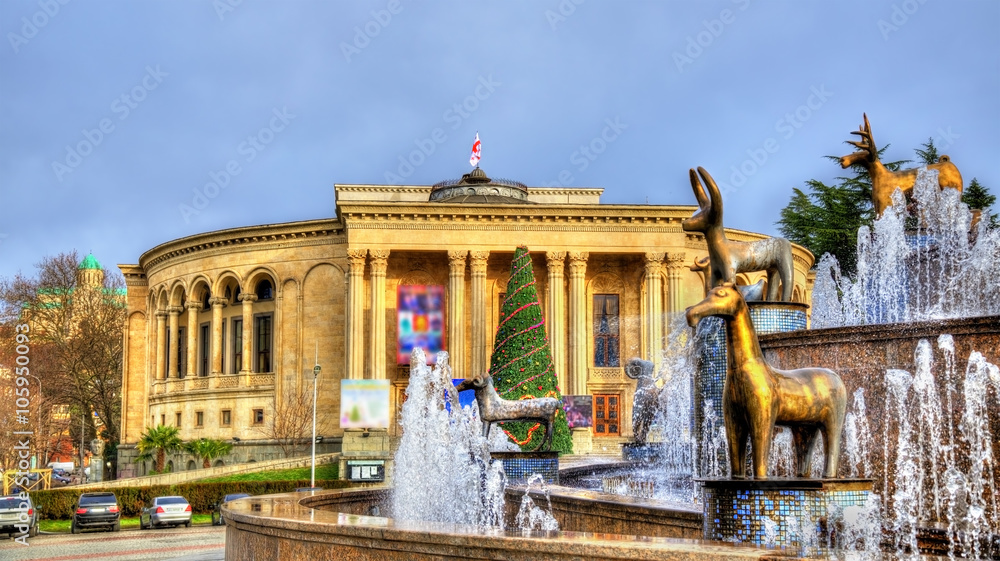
top-left (79, 253), bottom-right (103, 270)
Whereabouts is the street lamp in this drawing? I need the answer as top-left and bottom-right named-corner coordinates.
top-left (311, 355), bottom-right (321, 489)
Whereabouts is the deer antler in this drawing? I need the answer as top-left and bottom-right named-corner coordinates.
top-left (847, 113), bottom-right (877, 159)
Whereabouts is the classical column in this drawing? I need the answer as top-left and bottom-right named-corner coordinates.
top-left (666, 253), bottom-right (687, 319)
top-left (567, 252), bottom-right (589, 396)
top-left (155, 310), bottom-right (168, 380)
top-left (239, 293), bottom-right (257, 374)
top-left (209, 297), bottom-right (227, 375)
top-left (545, 251), bottom-right (567, 393)
top-left (185, 301), bottom-right (201, 378)
top-left (346, 249), bottom-right (367, 380)
top-left (644, 252), bottom-right (665, 366)
top-left (469, 251), bottom-right (489, 378)
top-left (446, 250), bottom-right (467, 374)
top-left (167, 306), bottom-right (182, 379)
top-left (369, 249), bottom-right (390, 379)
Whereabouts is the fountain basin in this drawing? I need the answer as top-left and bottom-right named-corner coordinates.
top-left (223, 486), bottom-right (776, 560)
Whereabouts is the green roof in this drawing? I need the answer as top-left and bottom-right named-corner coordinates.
top-left (79, 254), bottom-right (102, 270)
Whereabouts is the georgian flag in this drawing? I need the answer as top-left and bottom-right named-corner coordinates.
top-left (469, 132), bottom-right (481, 167)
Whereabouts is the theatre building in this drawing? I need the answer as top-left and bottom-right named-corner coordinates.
top-left (116, 169), bottom-right (814, 474)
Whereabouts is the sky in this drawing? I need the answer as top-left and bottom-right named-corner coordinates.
top-left (1, 0), bottom-right (998, 281)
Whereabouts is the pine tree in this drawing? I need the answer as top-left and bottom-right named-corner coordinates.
top-left (489, 246), bottom-right (572, 453)
top-left (962, 177), bottom-right (998, 228)
top-left (914, 137), bottom-right (939, 165)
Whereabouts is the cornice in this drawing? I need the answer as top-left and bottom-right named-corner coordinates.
top-left (118, 264), bottom-right (148, 287)
top-left (139, 218), bottom-right (344, 275)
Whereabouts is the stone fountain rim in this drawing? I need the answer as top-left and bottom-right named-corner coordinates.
top-left (759, 314), bottom-right (1000, 347)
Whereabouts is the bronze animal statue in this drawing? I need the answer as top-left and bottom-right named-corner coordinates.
top-left (455, 374), bottom-right (562, 451)
top-left (685, 282), bottom-right (847, 479)
top-left (839, 113), bottom-right (963, 217)
top-left (625, 358), bottom-right (659, 445)
top-left (682, 167), bottom-right (795, 301)
top-left (690, 256), bottom-right (765, 301)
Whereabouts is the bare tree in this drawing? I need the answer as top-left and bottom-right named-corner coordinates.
top-left (254, 384), bottom-right (314, 457)
top-left (0, 252), bottom-right (124, 475)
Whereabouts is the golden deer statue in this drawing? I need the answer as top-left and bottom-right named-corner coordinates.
top-left (686, 283), bottom-right (847, 479)
top-left (682, 167), bottom-right (794, 301)
top-left (839, 113), bottom-right (963, 217)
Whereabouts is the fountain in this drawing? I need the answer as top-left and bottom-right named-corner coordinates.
top-left (222, 117), bottom-right (1000, 560)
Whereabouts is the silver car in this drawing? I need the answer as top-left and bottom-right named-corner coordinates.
top-left (140, 496), bottom-right (192, 529)
top-left (0, 495), bottom-right (38, 539)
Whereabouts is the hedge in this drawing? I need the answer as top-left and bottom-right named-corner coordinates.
top-left (31, 479), bottom-right (351, 520)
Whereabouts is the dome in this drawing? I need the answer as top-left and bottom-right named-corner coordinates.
top-left (429, 168), bottom-right (532, 204)
top-left (79, 254), bottom-right (103, 270)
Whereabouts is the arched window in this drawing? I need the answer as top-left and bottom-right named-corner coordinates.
top-left (202, 290), bottom-right (210, 310)
top-left (256, 279), bottom-right (273, 300)
top-left (232, 286), bottom-right (241, 304)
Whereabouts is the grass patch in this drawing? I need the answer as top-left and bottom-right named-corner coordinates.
top-left (40, 514), bottom-right (212, 533)
top-left (199, 463), bottom-right (339, 483)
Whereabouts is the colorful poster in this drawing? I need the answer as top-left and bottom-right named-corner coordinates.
top-left (397, 285), bottom-right (445, 364)
top-left (340, 379), bottom-right (391, 429)
top-left (563, 395), bottom-right (593, 429)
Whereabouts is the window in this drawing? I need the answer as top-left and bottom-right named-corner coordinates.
top-left (254, 314), bottom-right (272, 373)
top-left (177, 327), bottom-right (187, 378)
top-left (165, 331), bottom-right (171, 376)
top-left (175, 412), bottom-right (182, 427)
top-left (233, 286), bottom-right (242, 305)
top-left (160, 414), bottom-right (165, 426)
top-left (252, 408), bottom-right (264, 425)
top-left (593, 294), bottom-right (620, 367)
top-left (202, 291), bottom-right (210, 311)
top-left (256, 279), bottom-right (273, 300)
top-left (221, 409), bottom-right (232, 427)
top-left (199, 323), bottom-right (210, 376)
top-left (221, 321), bottom-right (227, 374)
top-left (195, 411), bottom-right (204, 428)
top-left (231, 318), bottom-right (243, 373)
top-left (593, 394), bottom-right (620, 436)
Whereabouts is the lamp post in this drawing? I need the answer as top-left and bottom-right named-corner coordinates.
top-left (311, 355), bottom-right (321, 489)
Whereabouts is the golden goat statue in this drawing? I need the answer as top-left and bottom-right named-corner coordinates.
top-left (686, 283), bottom-right (847, 479)
top-left (682, 167), bottom-right (794, 301)
top-left (839, 113), bottom-right (963, 217)
top-left (455, 374), bottom-right (562, 452)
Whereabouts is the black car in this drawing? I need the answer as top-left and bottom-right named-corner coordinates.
top-left (211, 493), bottom-right (251, 526)
top-left (72, 492), bottom-right (120, 533)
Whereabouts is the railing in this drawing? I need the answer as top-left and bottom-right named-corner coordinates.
top-left (590, 367), bottom-right (624, 381)
top-left (248, 374), bottom-right (274, 387)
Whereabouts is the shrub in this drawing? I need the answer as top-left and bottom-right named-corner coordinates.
top-left (31, 479), bottom-right (350, 519)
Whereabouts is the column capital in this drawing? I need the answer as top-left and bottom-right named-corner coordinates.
top-left (545, 251), bottom-right (566, 264)
top-left (369, 249), bottom-right (389, 276)
top-left (568, 251), bottom-right (589, 263)
top-left (166, 306), bottom-right (183, 315)
top-left (667, 252), bottom-right (688, 269)
top-left (469, 251), bottom-right (489, 275)
top-left (369, 248), bottom-right (390, 262)
top-left (155, 310), bottom-right (169, 319)
top-left (347, 249), bottom-right (368, 269)
top-left (469, 250), bottom-right (489, 262)
top-left (239, 293), bottom-right (258, 304)
top-left (447, 249), bottom-right (468, 261)
top-left (209, 297), bottom-right (228, 308)
top-left (185, 301), bottom-right (203, 312)
top-left (447, 250), bottom-right (468, 273)
top-left (644, 252), bottom-right (665, 276)
top-left (567, 252), bottom-right (588, 276)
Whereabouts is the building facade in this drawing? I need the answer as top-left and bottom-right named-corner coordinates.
top-left (116, 171), bottom-right (814, 474)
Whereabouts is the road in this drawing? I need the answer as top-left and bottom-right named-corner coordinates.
top-left (0, 525), bottom-right (225, 561)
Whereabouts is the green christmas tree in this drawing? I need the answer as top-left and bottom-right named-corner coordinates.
top-left (489, 246), bottom-right (572, 453)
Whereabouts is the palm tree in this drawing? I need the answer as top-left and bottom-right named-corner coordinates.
top-left (184, 438), bottom-right (234, 468)
top-left (135, 425), bottom-right (182, 473)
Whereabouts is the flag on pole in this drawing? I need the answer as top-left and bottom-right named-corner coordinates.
top-left (469, 132), bottom-right (481, 167)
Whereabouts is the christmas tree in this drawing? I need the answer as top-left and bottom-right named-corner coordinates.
top-left (489, 246), bottom-right (572, 453)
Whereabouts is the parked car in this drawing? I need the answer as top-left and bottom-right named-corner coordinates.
top-left (140, 496), bottom-right (192, 529)
top-left (51, 469), bottom-right (71, 484)
top-left (0, 494), bottom-right (39, 538)
top-left (211, 493), bottom-right (251, 526)
top-left (72, 492), bottom-right (120, 533)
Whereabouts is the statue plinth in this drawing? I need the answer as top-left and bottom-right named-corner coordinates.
top-left (491, 451), bottom-right (559, 485)
top-left (700, 478), bottom-right (874, 551)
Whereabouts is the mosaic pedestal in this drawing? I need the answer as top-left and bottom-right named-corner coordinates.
top-left (493, 451), bottom-right (559, 485)
top-left (692, 302), bottom-right (808, 477)
top-left (621, 442), bottom-right (664, 463)
top-left (701, 478), bottom-right (873, 550)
